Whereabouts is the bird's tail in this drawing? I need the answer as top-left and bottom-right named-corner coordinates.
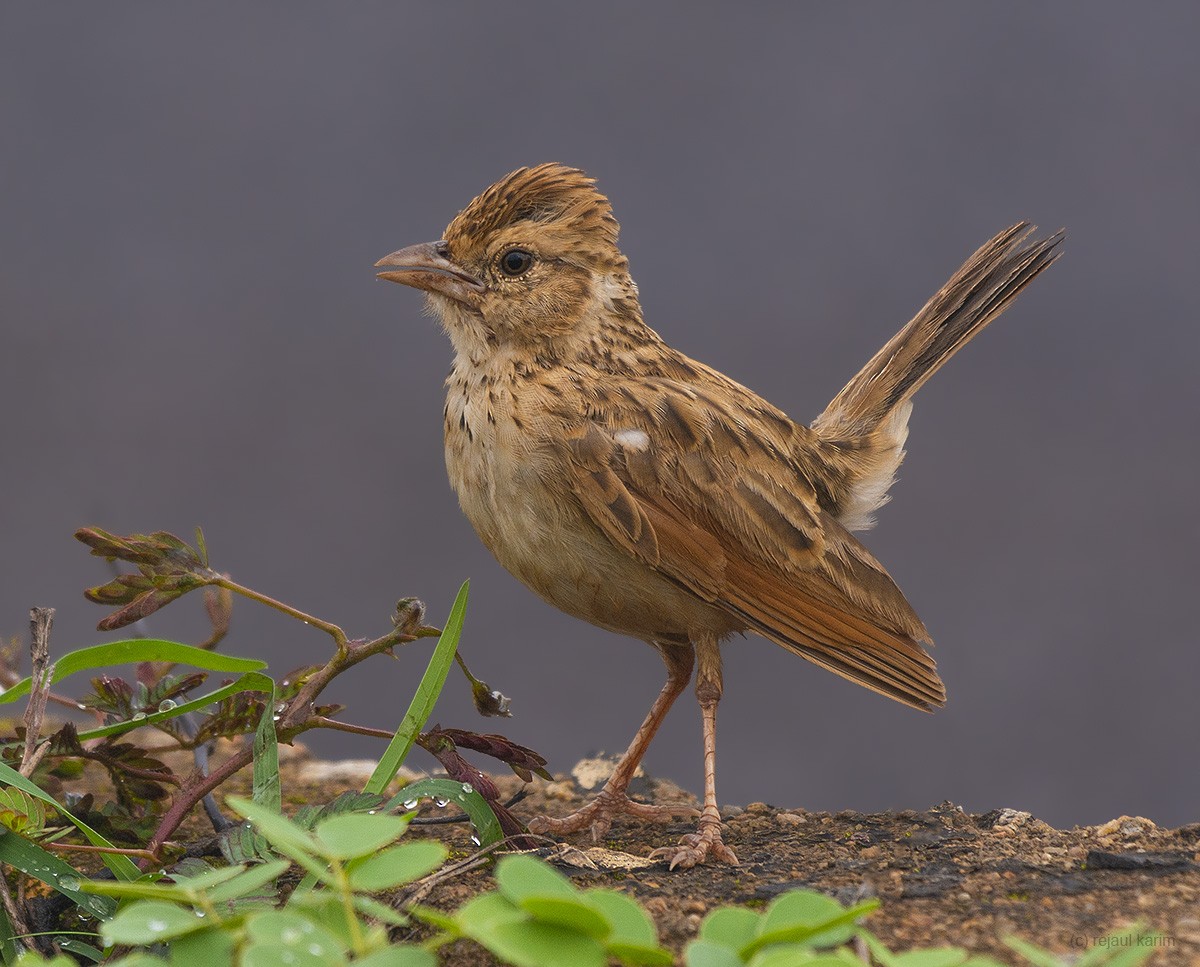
top-left (812, 223), bottom-right (1063, 530)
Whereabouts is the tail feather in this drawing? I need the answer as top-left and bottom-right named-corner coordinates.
top-left (812, 223), bottom-right (1063, 530)
top-left (814, 223), bottom-right (1063, 439)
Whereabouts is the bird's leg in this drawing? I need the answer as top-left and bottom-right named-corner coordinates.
top-left (651, 634), bottom-right (739, 869)
top-left (528, 644), bottom-right (699, 841)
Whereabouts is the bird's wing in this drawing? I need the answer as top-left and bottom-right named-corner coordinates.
top-left (555, 375), bottom-right (945, 710)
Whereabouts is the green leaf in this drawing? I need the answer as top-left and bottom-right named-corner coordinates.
top-left (750, 950), bottom-right (860, 966)
top-left (890, 950), bottom-right (972, 966)
top-left (1074, 927), bottom-right (1156, 967)
top-left (1002, 935), bottom-right (1070, 967)
top-left (0, 830), bottom-right (115, 920)
top-left (347, 840), bottom-right (448, 891)
top-left (313, 812), bottom-right (410, 860)
top-left (364, 581), bottom-right (469, 795)
top-left (55, 938), bottom-right (105, 963)
top-left (252, 681), bottom-right (280, 814)
top-left (685, 940), bottom-right (746, 967)
top-left (227, 796), bottom-right (318, 855)
top-left (521, 896), bottom-right (611, 939)
top-left (101, 900), bottom-right (209, 944)
top-left (75, 671), bottom-right (275, 742)
top-left (168, 926), bottom-right (237, 965)
top-left (242, 945), bottom-right (332, 967)
top-left (353, 947), bottom-right (438, 967)
top-left (167, 862), bottom-right (249, 891)
top-left (584, 889), bottom-right (656, 944)
top-left (384, 776), bottom-right (503, 847)
top-left (286, 891), bottom-right (359, 949)
top-left (607, 944), bottom-right (675, 967)
top-left (699, 906), bottom-right (760, 950)
top-left (103, 956), bottom-right (171, 967)
top-left (456, 892), bottom-right (526, 932)
top-left (470, 918), bottom-right (606, 967)
top-left (0, 787), bottom-right (47, 835)
top-left (495, 853), bottom-right (577, 902)
top-left (205, 859), bottom-right (291, 903)
top-left (245, 909), bottom-right (345, 959)
top-left (79, 877), bottom-right (200, 902)
top-left (0, 760), bottom-right (138, 882)
top-left (743, 892), bottom-right (877, 956)
top-left (0, 641), bottom-right (265, 705)
top-left (351, 893), bottom-right (413, 928)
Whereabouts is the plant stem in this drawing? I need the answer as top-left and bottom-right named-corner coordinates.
top-left (308, 717), bottom-right (394, 740)
top-left (143, 744), bottom-right (254, 864)
top-left (214, 577), bottom-right (350, 655)
top-left (47, 843), bottom-right (159, 864)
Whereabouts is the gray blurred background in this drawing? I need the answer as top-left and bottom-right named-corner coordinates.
top-left (2, 4), bottom-right (1197, 829)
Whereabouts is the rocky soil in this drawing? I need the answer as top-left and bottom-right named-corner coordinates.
top-left (276, 751), bottom-right (1200, 966)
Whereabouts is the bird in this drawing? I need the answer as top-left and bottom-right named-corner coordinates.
top-left (375, 164), bottom-right (1062, 868)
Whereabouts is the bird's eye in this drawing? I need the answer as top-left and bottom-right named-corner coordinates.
top-left (499, 249), bottom-right (534, 276)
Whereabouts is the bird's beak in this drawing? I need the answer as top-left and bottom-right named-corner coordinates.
top-left (374, 241), bottom-right (485, 307)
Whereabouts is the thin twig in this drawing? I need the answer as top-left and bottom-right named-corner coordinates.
top-left (43, 843), bottom-right (159, 864)
top-left (400, 834), bottom-right (544, 907)
top-left (143, 745), bottom-right (254, 863)
top-left (214, 577), bottom-right (350, 654)
top-left (409, 788), bottom-right (529, 827)
top-left (0, 875), bottom-right (33, 954)
top-left (308, 717), bottom-right (394, 740)
top-left (20, 609), bottom-right (55, 778)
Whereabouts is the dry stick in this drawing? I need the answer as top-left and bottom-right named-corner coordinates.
top-left (0, 608), bottom-right (57, 953)
top-left (20, 608), bottom-right (56, 778)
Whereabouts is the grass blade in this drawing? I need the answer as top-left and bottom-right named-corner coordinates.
top-left (0, 831), bottom-right (115, 920)
top-left (253, 681), bottom-right (281, 813)
top-left (72, 670), bottom-right (274, 742)
top-left (0, 761), bottom-right (138, 882)
top-left (364, 581), bottom-right (469, 795)
top-left (0, 640), bottom-right (266, 706)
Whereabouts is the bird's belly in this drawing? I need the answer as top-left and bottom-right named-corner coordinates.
top-left (445, 417), bottom-right (733, 643)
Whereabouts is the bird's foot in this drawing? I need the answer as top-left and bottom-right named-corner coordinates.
top-left (649, 815), bottom-right (739, 870)
top-left (528, 786), bottom-right (698, 842)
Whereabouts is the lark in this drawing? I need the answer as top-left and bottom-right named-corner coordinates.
top-left (376, 164), bottom-right (1061, 868)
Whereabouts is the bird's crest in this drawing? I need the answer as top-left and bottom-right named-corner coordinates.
top-left (445, 164), bottom-right (623, 266)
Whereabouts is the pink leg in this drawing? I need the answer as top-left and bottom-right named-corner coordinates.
top-left (529, 644), bottom-right (699, 841)
top-left (650, 634), bottom-right (739, 869)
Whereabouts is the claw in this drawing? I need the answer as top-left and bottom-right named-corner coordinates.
top-left (649, 820), bottom-right (739, 869)
top-left (529, 787), bottom-right (698, 841)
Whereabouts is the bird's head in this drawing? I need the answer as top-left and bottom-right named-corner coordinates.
top-left (376, 164), bottom-right (642, 359)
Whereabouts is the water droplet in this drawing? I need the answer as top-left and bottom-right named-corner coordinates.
top-left (470, 834), bottom-right (481, 846)
top-left (434, 798), bottom-right (449, 808)
top-left (76, 703), bottom-right (88, 711)
top-left (146, 919), bottom-right (168, 934)
top-left (367, 809), bottom-right (376, 815)
top-left (58, 875), bottom-right (81, 891)
top-left (308, 944), bottom-right (324, 956)
top-left (157, 699), bottom-right (177, 712)
top-left (460, 783), bottom-right (474, 795)
top-left (194, 910), bottom-right (206, 918)
top-left (130, 711), bottom-right (147, 721)
top-left (402, 799), bottom-right (418, 810)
